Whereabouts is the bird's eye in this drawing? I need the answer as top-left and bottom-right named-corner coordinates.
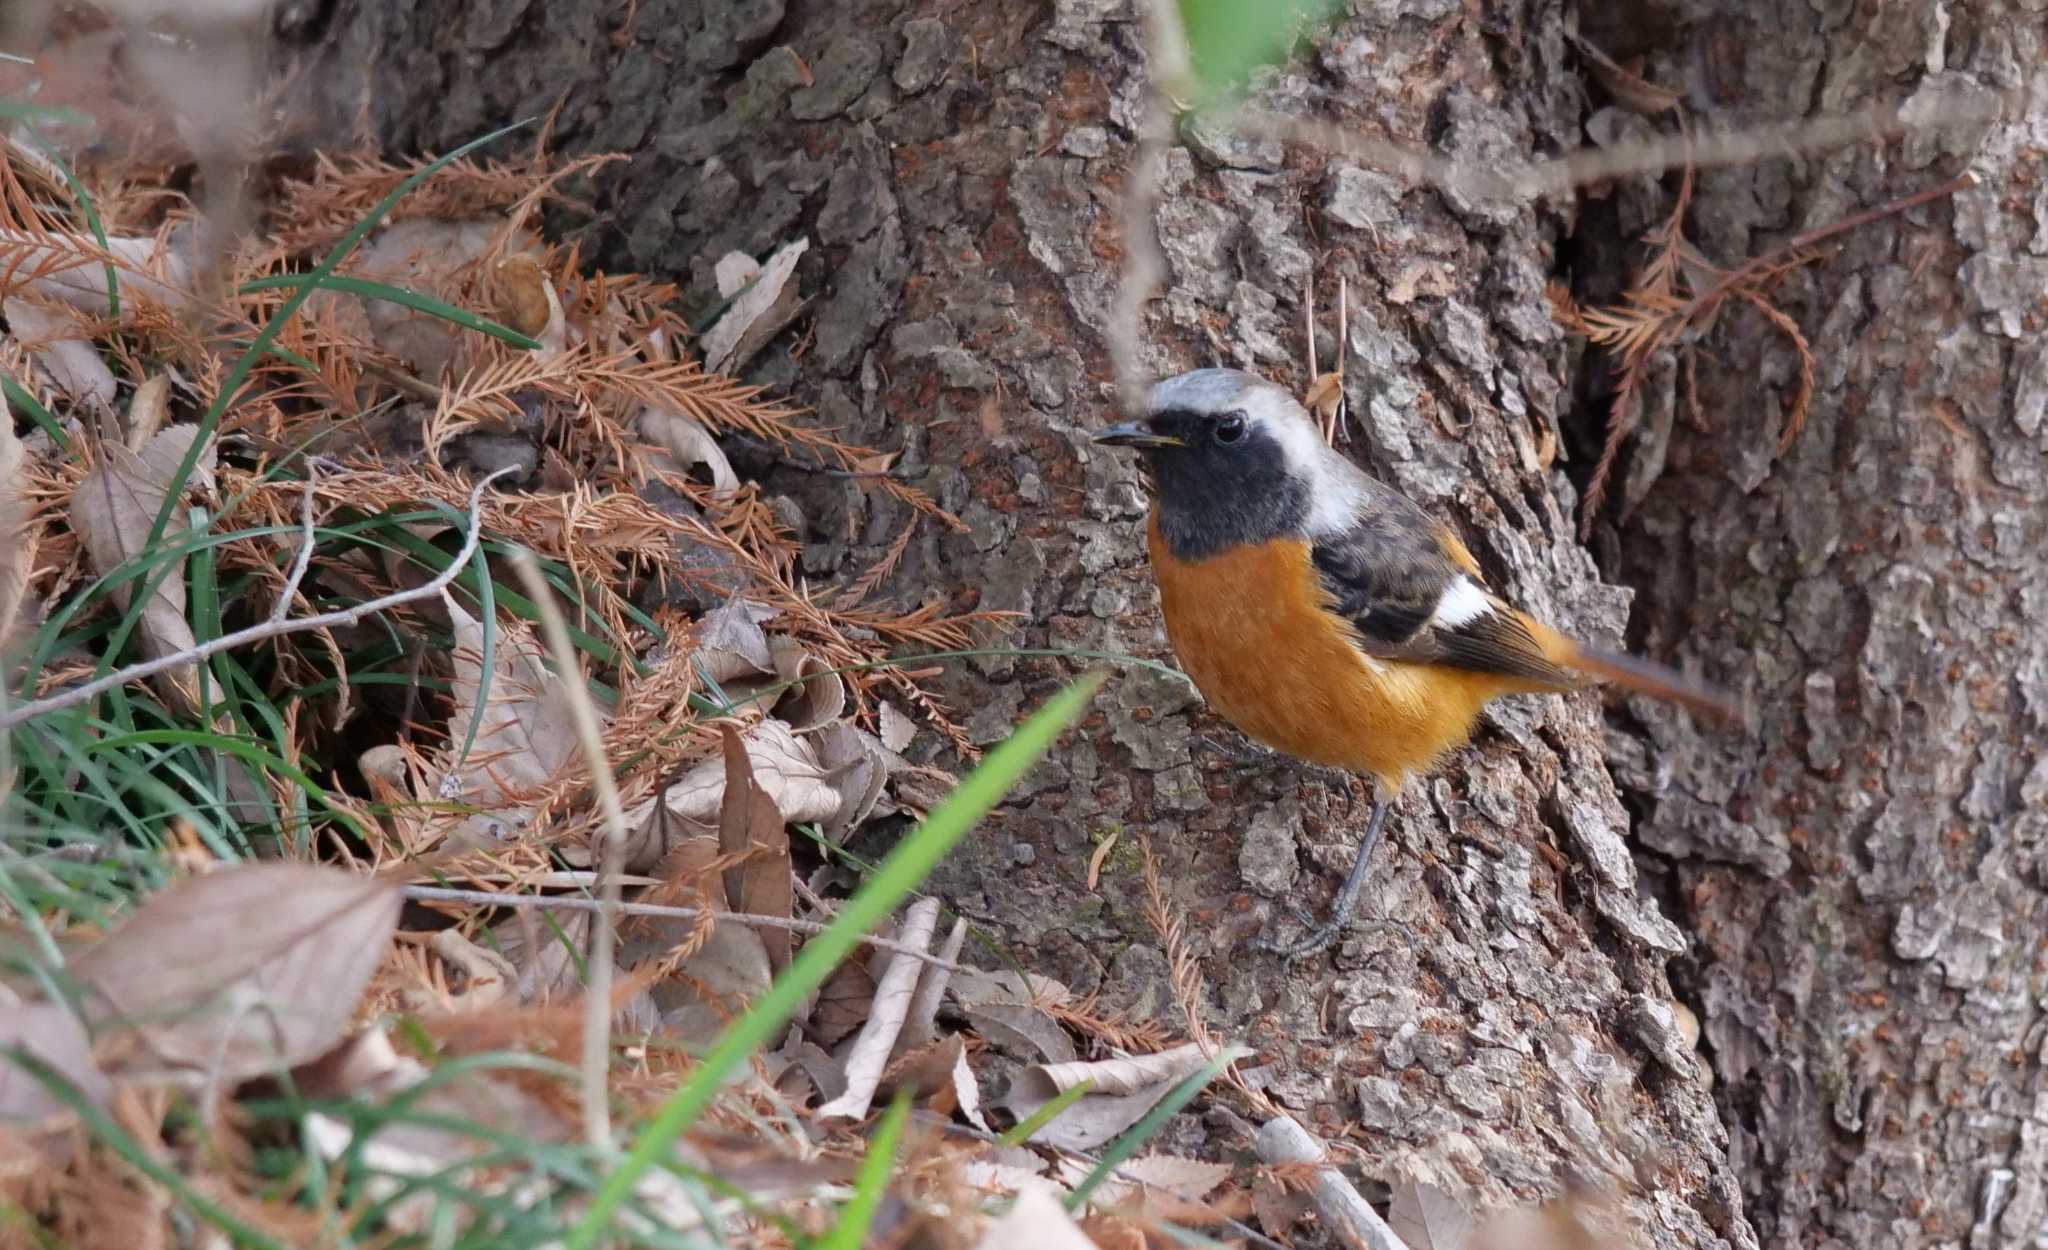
top-left (1213, 412), bottom-right (1247, 444)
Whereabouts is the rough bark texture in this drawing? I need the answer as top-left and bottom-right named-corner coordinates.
top-left (1579, 5), bottom-right (2048, 1250)
top-left (275, 1), bottom-right (2048, 1246)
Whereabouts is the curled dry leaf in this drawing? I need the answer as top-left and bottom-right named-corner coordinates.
top-left (700, 238), bottom-right (810, 376)
top-left (0, 407), bottom-right (31, 657)
top-left (640, 407), bottom-right (740, 492)
top-left (763, 635), bottom-right (846, 732)
top-left (809, 957), bottom-right (878, 1049)
top-left (70, 863), bottom-right (398, 1086)
top-left (123, 374), bottom-right (170, 452)
top-left (68, 425), bottom-right (217, 713)
top-left (816, 896), bottom-right (941, 1122)
top-left (692, 595), bottom-right (776, 684)
top-left (438, 595), bottom-right (588, 841)
top-left (878, 700), bottom-right (916, 752)
top-left (972, 1180), bottom-right (1102, 1250)
top-left (492, 253), bottom-right (561, 345)
top-left (999, 1042), bottom-right (1209, 1152)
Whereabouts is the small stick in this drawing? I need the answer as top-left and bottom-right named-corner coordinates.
top-left (271, 470), bottom-right (318, 625)
top-left (397, 885), bottom-right (969, 972)
top-left (1, 468), bottom-right (515, 730)
top-left (509, 548), bottom-right (631, 1151)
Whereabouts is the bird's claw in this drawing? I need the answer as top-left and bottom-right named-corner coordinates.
top-left (1252, 908), bottom-right (1416, 965)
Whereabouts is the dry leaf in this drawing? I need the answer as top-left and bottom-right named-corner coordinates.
top-left (964, 1001), bottom-right (1077, 1065)
top-left (72, 863), bottom-right (398, 1085)
top-left (811, 722), bottom-right (892, 837)
top-left (692, 596), bottom-right (776, 684)
top-left (762, 635), bottom-right (846, 732)
top-left (68, 425), bottom-right (216, 712)
top-left (700, 238), bottom-right (810, 375)
top-left (0, 229), bottom-right (195, 315)
top-left (999, 1043), bottom-right (1209, 1152)
top-left (881, 1034), bottom-right (988, 1130)
top-left (0, 995), bottom-right (109, 1123)
top-left (816, 897), bottom-right (941, 1122)
top-left (344, 219), bottom-right (538, 380)
top-left (492, 253), bottom-right (557, 341)
top-left (951, 968), bottom-right (1072, 1008)
top-left (973, 1181), bottom-right (1101, 1250)
top-left (123, 374), bottom-right (170, 452)
top-left (438, 595), bottom-right (588, 840)
top-left (717, 724), bottom-right (793, 972)
top-left (623, 720), bottom-right (843, 870)
top-left (5, 299), bottom-right (115, 410)
top-left (1570, 34), bottom-right (1683, 115)
top-left (1100, 1154), bottom-right (1238, 1224)
top-left (1390, 1181), bottom-right (1476, 1250)
top-left (0, 408), bottom-right (31, 657)
top-left (878, 700), bottom-right (916, 752)
top-left (810, 958), bottom-right (878, 1048)
top-left (649, 923), bottom-right (773, 1047)
top-left (640, 407), bottom-right (739, 492)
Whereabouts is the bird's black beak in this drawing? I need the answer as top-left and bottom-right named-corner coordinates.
top-left (1093, 421), bottom-right (1184, 449)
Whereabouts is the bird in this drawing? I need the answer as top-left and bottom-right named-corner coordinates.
top-left (1094, 368), bottom-right (1737, 960)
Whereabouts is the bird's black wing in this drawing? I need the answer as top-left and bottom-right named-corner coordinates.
top-left (1308, 498), bottom-right (1577, 689)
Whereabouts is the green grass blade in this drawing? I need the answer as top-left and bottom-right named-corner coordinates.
top-left (0, 375), bottom-right (68, 451)
top-left (239, 273), bottom-right (542, 350)
top-left (998, 1078), bottom-right (1095, 1147)
top-left (1065, 1044), bottom-right (1247, 1211)
top-left (565, 672), bottom-right (1104, 1250)
top-left (818, 1090), bottom-right (911, 1250)
top-left (1176, 0), bottom-right (1345, 102)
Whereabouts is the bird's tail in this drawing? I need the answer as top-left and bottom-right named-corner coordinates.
top-left (1564, 642), bottom-right (1743, 723)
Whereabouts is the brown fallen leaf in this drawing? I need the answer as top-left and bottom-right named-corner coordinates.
top-left (68, 425), bottom-right (217, 713)
top-left (810, 957), bottom-right (878, 1049)
top-left (72, 863), bottom-right (398, 1086)
top-left (880, 1033), bottom-right (987, 1130)
top-left (761, 635), bottom-right (846, 732)
top-left (648, 923), bottom-right (773, 1047)
top-left (717, 724), bottom-right (793, 972)
top-left (438, 595), bottom-right (587, 841)
top-left (342, 219), bottom-right (540, 381)
top-left (1098, 1154), bottom-right (1241, 1225)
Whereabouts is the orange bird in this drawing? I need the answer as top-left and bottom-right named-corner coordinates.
top-left (1095, 368), bottom-right (1736, 958)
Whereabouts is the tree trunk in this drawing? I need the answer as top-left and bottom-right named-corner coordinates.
top-left (263, 1), bottom-right (1982, 1246)
top-left (1581, 5), bottom-right (2048, 1249)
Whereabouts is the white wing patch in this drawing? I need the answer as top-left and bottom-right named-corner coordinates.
top-left (1430, 577), bottom-right (1492, 629)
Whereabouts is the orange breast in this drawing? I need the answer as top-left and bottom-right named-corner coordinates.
top-left (1147, 514), bottom-right (1509, 787)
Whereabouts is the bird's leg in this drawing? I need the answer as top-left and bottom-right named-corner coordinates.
top-left (1252, 797), bottom-right (1395, 962)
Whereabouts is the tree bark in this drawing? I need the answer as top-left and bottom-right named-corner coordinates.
top-left (1580, 6), bottom-right (2048, 1249)
top-left (273, 2), bottom-right (1830, 1246)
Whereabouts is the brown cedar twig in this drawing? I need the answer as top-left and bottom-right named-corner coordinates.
top-left (398, 884), bottom-right (969, 971)
top-left (0, 467), bottom-right (515, 730)
top-left (507, 547), bottom-right (630, 1150)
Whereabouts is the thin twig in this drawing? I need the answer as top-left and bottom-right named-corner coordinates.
top-left (271, 470), bottom-right (318, 625)
top-left (1108, 0), bottom-right (1190, 415)
top-left (1254, 1115), bottom-right (1405, 1250)
top-left (0, 468), bottom-right (515, 730)
top-left (1239, 80), bottom-right (2010, 200)
top-left (508, 548), bottom-right (629, 1151)
top-left (397, 885), bottom-right (969, 971)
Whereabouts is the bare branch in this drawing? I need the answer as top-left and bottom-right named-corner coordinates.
top-left (1254, 1115), bottom-right (1407, 1250)
top-left (508, 547), bottom-right (630, 1150)
top-left (0, 467), bottom-right (515, 731)
top-left (396, 884), bottom-right (968, 971)
top-left (1237, 79), bottom-right (2011, 201)
top-left (1108, 0), bottom-right (1191, 415)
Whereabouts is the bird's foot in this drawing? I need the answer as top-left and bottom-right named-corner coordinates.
top-left (1251, 903), bottom-right (1415, 965)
